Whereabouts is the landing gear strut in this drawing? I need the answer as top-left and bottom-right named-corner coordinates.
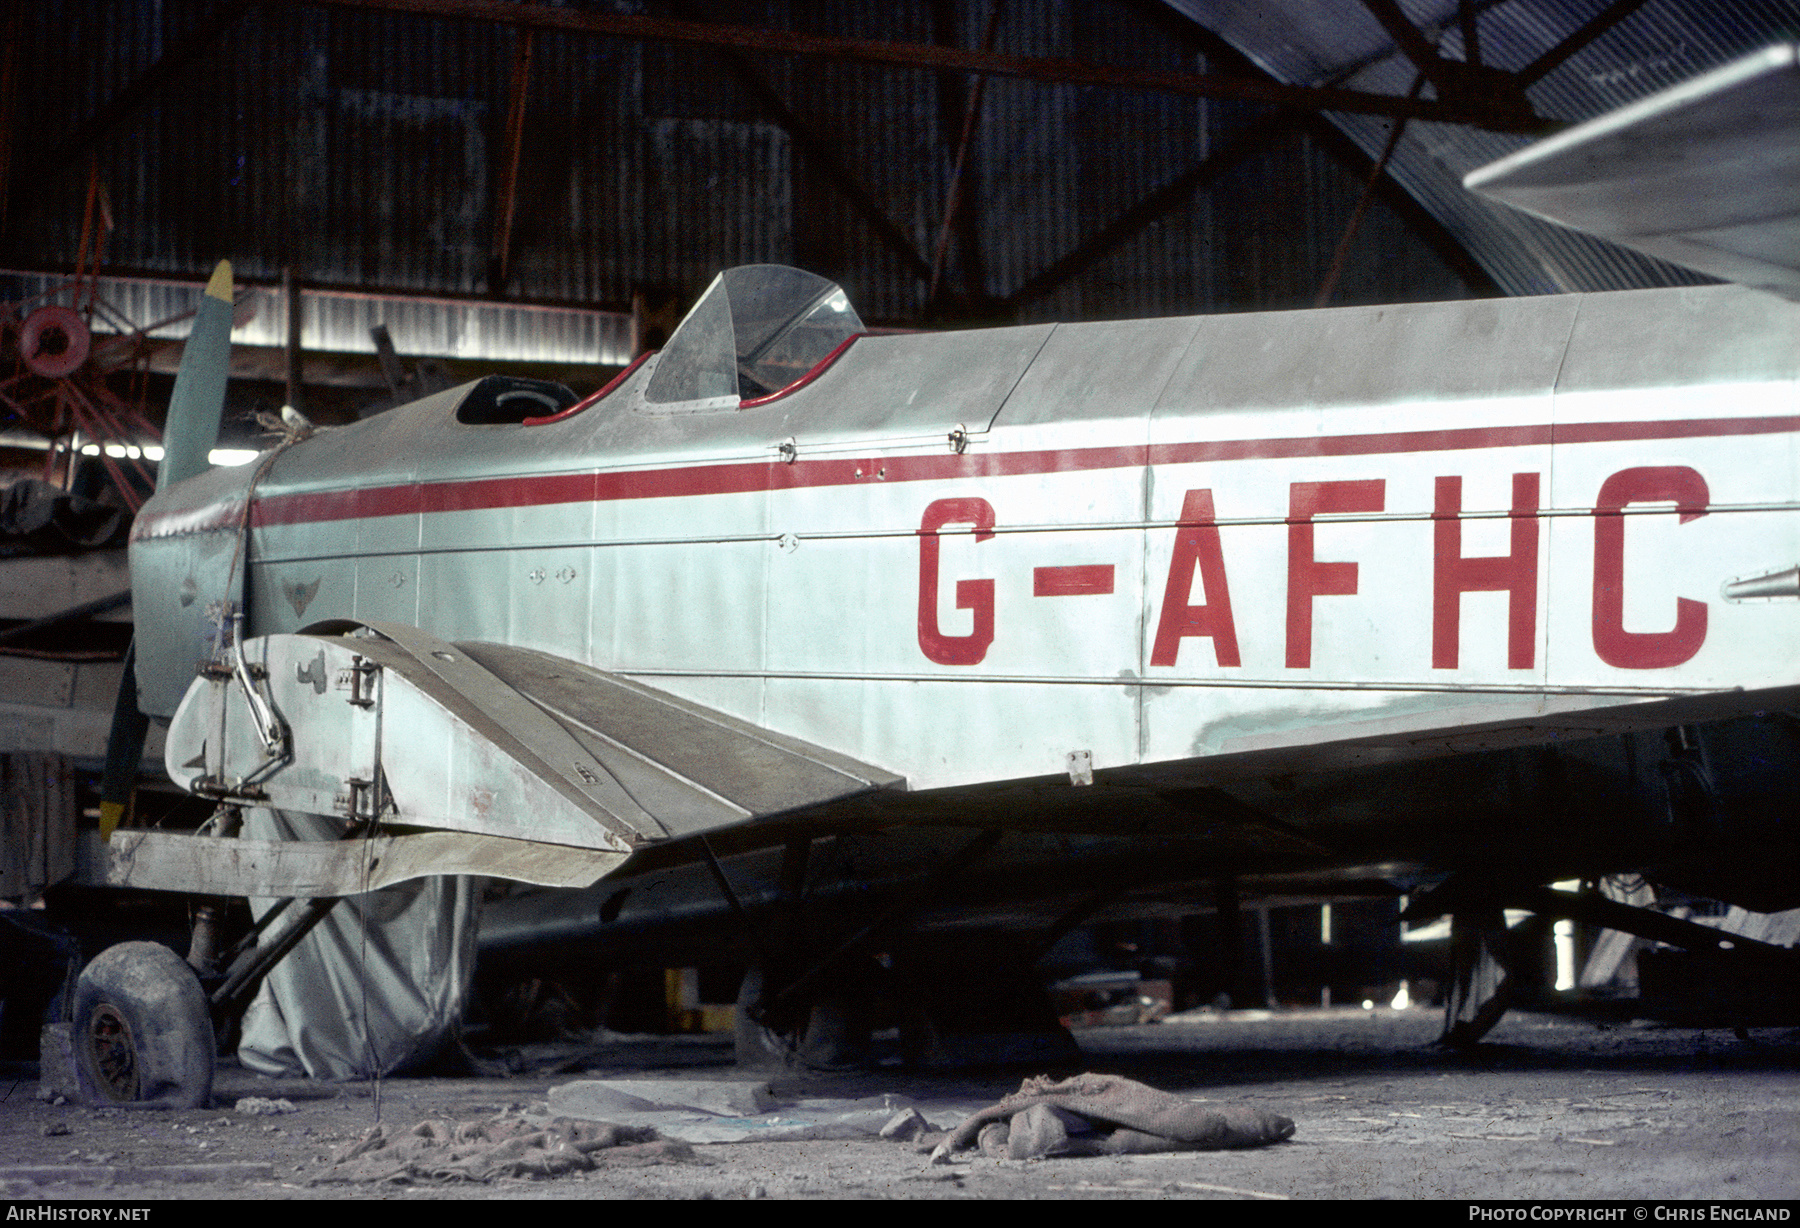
top-left (1411, 878), bottom-right (1800, 1045)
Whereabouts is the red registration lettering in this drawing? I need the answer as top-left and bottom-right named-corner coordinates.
top-left (1592, 466), bottom-right (1708, 669)
top-left (1150, 488), bottom-right (1241, 667)
top-left (1286, 480), bottom-right (1385, 669)
top-left (1433, 473), bottom-right (1540, 670)
top-left (917, 497), bottom-right (996, 665)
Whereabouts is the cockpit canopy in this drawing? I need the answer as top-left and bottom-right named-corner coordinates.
top-left (645, 265), bottom-right (863, 408)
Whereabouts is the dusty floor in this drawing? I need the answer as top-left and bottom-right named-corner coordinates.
top-left (2, 1009), bottom-right (1795, 1200)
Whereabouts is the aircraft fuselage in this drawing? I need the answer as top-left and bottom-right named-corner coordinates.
top-left (132, 282), bottom-right (1800, 811)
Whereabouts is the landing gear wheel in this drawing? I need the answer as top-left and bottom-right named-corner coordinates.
top-left (734, 965), bottom-right (808, 1070)
top-left (73, 942), bottom-right (215, 1109)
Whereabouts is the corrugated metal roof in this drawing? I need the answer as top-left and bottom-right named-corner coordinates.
top-left (0, 271), bottom-right (633, 366)
top-left (15, 0), bottom-right (1751, 341)
top-left (1162, 0), bottom-right (1800, 296)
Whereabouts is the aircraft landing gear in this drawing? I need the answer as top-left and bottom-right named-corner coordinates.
top-left (1417, 878), bottom-right (1800, 1045)
top-left (735, 948), bottom-right (1079, 1072)
top-left (717, 828), bottom-right (1083, 1071)
top-left (1440, 910), bottom-right (1550, 1047)
top-left (71, 942), bottom-right (214, 1109)
top-left (734, 962), bottom-right (880, 1072)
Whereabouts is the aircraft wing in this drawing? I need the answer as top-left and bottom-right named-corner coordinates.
top-left (132, 621), bottom-right (901, 897)
top-left (451, 637), bottom-right (905, 843)
top-left (1465, 43), bottom-right (1800, 298)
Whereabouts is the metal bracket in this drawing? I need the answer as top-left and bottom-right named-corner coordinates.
top-left (230, 611), bottom-right (289, 761)
top-left (337, 774), bottom-right (383, 821)
top-left (1066, 749), bottom-right (1093, 785)
top-left (336, 654), bottom-right (379, 707)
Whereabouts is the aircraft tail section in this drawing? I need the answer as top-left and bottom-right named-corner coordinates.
top-left (99, 260), bottom-right (239, 837)
top-left (1466, 44), bottom-right (1800, 298)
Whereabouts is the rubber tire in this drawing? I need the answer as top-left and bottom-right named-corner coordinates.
top-left (73, 942), bottom-right (214, 1109)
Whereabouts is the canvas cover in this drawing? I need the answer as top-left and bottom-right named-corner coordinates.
top-left (236, 808), bottom-right (481, 1080)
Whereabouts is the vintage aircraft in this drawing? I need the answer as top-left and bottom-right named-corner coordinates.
top-left (69, 45), bottom-right (1800, 1105)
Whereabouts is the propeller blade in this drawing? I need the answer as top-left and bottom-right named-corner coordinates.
top-left (157, 259), bottom-right (234, 490)
top-left (101, 259), bottom-right (235, 837)
top-left (98, 641), bottom-right (147, 841)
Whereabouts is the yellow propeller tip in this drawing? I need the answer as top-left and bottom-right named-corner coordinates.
top-left (203, 259), bottom-right (234, 303)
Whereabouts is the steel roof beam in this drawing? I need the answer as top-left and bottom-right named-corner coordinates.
top-left (487, 26), bottom-right (534, 296)
top-left (1125, 5), bottom-right (1499, 300)
top-left (1359, 0), bottom-right (1463, 98)
top-left (927, 1), bottom-right (1006, 308)
top-left (1290, 0), bottom-right (1510, 95)
top-left (303, 0), bottom-right (1552, 133)
top-left (1458, 0), bottom-right (1482, 69)
top-left (688, 31), bottom-right (934, 282)
top-left (1517, 0), bottom-right (1655, 88)
top-left (1301, 115), bottom-right (1500, 299)
top-left (1003, 109), bottom-right (1304, 312)
top-left (1314, 73), bottom-right (1424, 308)
top-left (1358, 0), bottom-right (1532, 123)
top-left (40, 0), bottom-right (258, 170)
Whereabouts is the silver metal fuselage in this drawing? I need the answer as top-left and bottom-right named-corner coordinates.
top-left (130, 282), bottom-right (1800, 868)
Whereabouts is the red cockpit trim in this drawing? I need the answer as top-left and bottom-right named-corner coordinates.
top-left (522, 350), bottom-right (657, 426)
top-left (738, 334), bottom-right (862, 408)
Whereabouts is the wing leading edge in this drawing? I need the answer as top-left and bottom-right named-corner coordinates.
top-left (1466, 43), bottom-right (1800, 298)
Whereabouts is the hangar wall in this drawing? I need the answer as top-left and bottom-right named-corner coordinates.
top-left (4, 0), bottom-right (1477, 329)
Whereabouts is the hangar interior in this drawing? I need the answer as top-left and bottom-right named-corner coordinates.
top-left (1, 0), bottom-right (1797, 1076)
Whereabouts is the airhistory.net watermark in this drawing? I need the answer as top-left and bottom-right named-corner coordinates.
top-left (6, 1209), bottom-right (151, 1221)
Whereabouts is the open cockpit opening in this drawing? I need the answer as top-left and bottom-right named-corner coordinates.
top-left (454, 375), bottom-right (581, 424)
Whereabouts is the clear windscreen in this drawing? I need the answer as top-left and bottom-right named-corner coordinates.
top-left (645, 265), bottom-right (863, 406)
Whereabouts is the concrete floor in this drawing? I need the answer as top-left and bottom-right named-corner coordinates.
top-left (2, 1008), bottom-right (1794, 1200)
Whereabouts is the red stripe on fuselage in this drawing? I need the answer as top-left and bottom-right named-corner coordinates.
top-left (143, 414), bottom-right (1800, 535)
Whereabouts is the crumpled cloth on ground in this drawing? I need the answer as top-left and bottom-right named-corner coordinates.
top-left (310, 1115), bottom-right (696, 1184)
top-left (930, 1073), bottom-right (1295, 1162)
